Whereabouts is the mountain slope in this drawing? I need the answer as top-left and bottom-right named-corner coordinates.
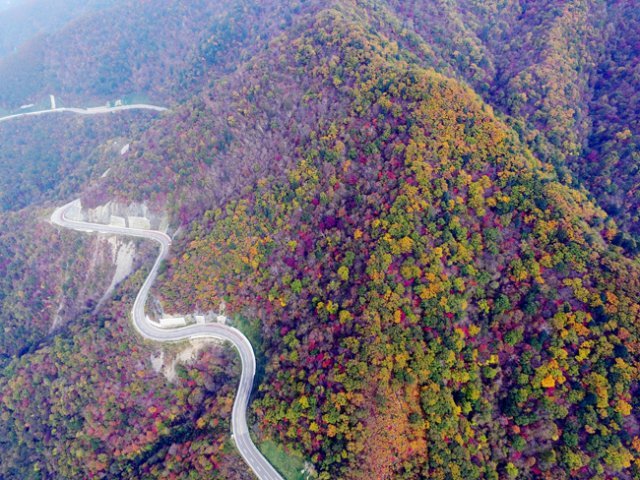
top-left (0, 0), bottom-right (313, 111)
top-left (0, 1), bottom-right (639, 479)
top-left (0, 111), bottom-right (159, 211)
top-left (0, 266), bottom-right (252, 479)
top-left (0, 0), bottom-right (123, 60)
top-left (375, 0), bottom-right (640, 238)
top-left (79, 3), bottom-right (640, 478)
top-left (0, 0), bottom-right (224, 108)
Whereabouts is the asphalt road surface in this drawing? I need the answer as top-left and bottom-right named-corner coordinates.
top-left (0, 103), bottom-right (167, 124)
top-left (51, 201), bottom-right (284, 480)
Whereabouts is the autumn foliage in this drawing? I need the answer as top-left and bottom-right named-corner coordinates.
top-left (1, 1), bottom-right (640, 479)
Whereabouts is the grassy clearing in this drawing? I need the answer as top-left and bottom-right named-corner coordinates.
top-left (259, 440), bottom-right (309, 480)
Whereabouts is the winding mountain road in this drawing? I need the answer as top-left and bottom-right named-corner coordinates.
top-left (0, 103), bottom-right (168, 124)
top-left (51, 201), bottom-right (283, 480)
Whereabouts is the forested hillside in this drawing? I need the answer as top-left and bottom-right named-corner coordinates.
top-left (377, 0), bottom-right (640, 237)
top-left (151, 5), bottom-right (640, 478)
top-left (0, 0), bottom-right (122, 60)
top-left (0, 0), bottom-right (303, 109)
top-left (0, 0), bottom-right (639, 479)
top-left (0, 0), bottom-right (223, 108)
top-left (0, 256), bottom-right (252, 479)
top-left (0, 111), bottom-right (159, 211)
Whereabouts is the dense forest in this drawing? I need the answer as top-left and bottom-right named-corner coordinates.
top-left (0, 0), bottom-right (639, 479)
top-left (0, 111), bottom-right (158, 211)
top-left (385, 0), bottom-right (640, 238)
top-left (0, 258), bottom-right (252, 479)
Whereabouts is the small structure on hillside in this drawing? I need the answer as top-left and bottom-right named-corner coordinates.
top-left (158, 316), bottom-right (187, 328)
top-left (129, 216), bottom-right (151, 230)
top-left (109, 215), bottom-right (126, 228)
